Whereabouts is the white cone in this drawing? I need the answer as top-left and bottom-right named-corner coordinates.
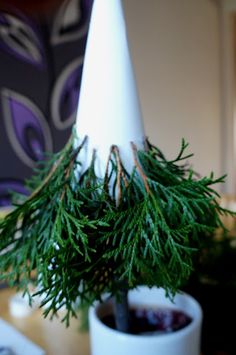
top-left (75, 0), bottom-right (145, 177)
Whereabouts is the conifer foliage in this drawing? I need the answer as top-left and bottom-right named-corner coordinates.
top-left (0, 135), bottom-right (231, 326)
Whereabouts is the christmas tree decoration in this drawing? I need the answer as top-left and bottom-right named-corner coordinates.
top-left (0, 0), bottom-right (233, 354)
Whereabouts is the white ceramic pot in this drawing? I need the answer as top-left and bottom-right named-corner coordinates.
top-left (89, 286), bottom-right (202, 355)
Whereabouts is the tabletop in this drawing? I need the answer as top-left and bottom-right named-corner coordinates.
top-left (0, 287), bottom-right (90, 355)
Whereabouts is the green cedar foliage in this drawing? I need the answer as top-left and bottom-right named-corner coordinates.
top-left (0, 136), bottom-right (232, 326)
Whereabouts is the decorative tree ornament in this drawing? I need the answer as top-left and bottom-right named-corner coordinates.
top-left (76, 0), bottom-right (145, 177)
top-left (0, 0), bottom-right (233, 352)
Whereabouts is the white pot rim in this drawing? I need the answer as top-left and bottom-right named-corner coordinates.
top-left (89, 286), bottom-right (202, 342)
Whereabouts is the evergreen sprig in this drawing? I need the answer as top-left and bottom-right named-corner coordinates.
top-left (0, 136), bottom-right (232, 325)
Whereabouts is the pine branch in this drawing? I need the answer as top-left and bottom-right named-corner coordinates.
top-left (0, 134), bottom-right (234, 326)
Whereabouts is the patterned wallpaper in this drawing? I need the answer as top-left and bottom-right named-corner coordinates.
top-left (0, 0), bottom-right (93, 206)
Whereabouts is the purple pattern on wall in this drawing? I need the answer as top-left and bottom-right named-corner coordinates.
top-left (51, 58), bottom-right (83, 130)
top-left (2, 89), bottom-right (53, 167)
top-left (0, 12), bottom-right (44, 67)
top-left (60, 60), bottom-right (83, 123)
top-left (10, 99), bottom-right (45, 160)
top-left (0, 179), bottom-right (28, 207)
top-left (0, 0), bottom-right (93, 206)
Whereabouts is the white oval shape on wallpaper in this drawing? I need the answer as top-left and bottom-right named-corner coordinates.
top-left (0, 13), bottom-right (44, 67)
top-left (51, 0), bottom-right (92, 45)
top-left (2, 88), bottom-right (53, 168)
top-left (51, 57), bottom-right (84, 130)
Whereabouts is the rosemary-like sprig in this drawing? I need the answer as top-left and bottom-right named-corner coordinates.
top-left (0, 136), bottom-right (233, 326)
